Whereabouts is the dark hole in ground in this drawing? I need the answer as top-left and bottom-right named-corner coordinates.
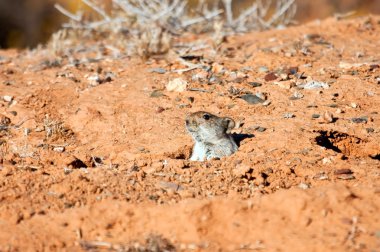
top-left (314, 130), bottom-right (363, 157)
top-left (261, 172), bottom-right (270, 186)
top-left (174, 153), bottom-right (187, 160)
top-left (242, 168), bottom-right (255, 181)
top-left (315, 130), bottom-right (344, 153)
top-left (69, 158), bottom-right (87, 169)
top-left (370, 154), bottom-right (380, 160)
top-left (232, 133), bottom-right (255, 146)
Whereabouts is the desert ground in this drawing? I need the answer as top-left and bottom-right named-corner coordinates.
top-left (0, 15), bottom-right (380, 251)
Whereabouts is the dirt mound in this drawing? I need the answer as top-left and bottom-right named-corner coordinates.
top-left (1, 16), bottom-right (380, 251)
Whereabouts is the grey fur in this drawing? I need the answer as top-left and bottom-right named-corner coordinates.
top-left (186, 111), bottom-right (238, 161)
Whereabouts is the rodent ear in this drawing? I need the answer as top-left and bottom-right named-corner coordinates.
top-left (223, 117), bottom-right (235, 133)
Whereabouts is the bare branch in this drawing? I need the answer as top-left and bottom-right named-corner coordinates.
top-left (182, 9), bottom-right (223, 28)
top-left (222, 0), bottom-right (233, 26)
top-left (82, 0), bottom-right (111, 21)
top-left (53, 0), bottom-right (297, 58)
top-left (54, 3), bottom-right (82, 22)
top-left (266, 0), bottom-right (296, 26)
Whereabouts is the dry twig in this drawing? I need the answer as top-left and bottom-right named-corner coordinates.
top-left (53, 0), bottom-right (297, 58)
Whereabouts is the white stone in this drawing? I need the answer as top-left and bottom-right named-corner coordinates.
top-left (303, 80), bottom-right (329, 90)
top-left (166, 78), bottom-right (188, 92)
top-left (3, 95), bottom-right (13, 102)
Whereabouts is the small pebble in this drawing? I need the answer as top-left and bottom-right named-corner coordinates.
top-left (255, 92), bottom-right (266, 100)
top-left (192, 71), bottom-right (208, 82)
top-left (209, 75), bottom-right (222, 84)
top-left (233, 164), bottom-right (252, 177)
top-left (257, 66), bottom-right (269, 73)
top-left (255, 126), bottom-right (266, 132)
top-left (279, 73), bottom-right (289, 80)
top-left (287, 66), bottom-right (298, 75)
top-left (322, 157), bottom-right (332, 164)
top-left (237, 71), bottom-right (247, 79)
top-left (166, 78), bottom-right (187, 92)
top-left (240, 94), bottom-right (265, 105)
top-left (24, 128), bottom-right (31, 136)
top-left (177, 104), bottom-right (191, 109)
top-left (307, 105), bottom-right (318, 108)
top-left (303, 81), bottom-right (329, 90)
top-left (211, 63), bottom-right (225, 74)
top-left (228, 72), bottom-right (238, 81)
top-left (323, 111), bottom-right (334, 123)
top-left (0, 115), bottom-right (11, 125)
top-left (265, 168), bottom-right (274, 174)
top-left (337, 174), bottom-right (355, 180)
top-left (283, 113), bottom-right (295, 119)
top-left (240, 66), bottom-right (252, 73)
top-left (3, 95), bottom-right (13, 102)
top-left (103, 72), bottom-right (114, 82)
top-left (53, 146), bottom-right (65, 153)
top-left (275, 80), bottom-right (294, 89)
top-left (148, 68), bottom-right (166, 74)
top-left (264, 72), bottom-right (278, 81)
top-left (367, 91), bottom-right (375, 96)
top-left (326, 104), bottom-right (338, 108)
top-left (35, 127), bottom-right (44, 132)
top-left (298, 183), bottom-right (309, 190)
top-left (351, 117), bottom-right (368, 123)
top-left (64, 167), bottom-right (73, 175)
top-left (284, 52), bottom-right (293, 57)
top-left (314, 172), bottom-right (329, 180)
top-left (248, 82), bottom-right (262, 87)
top-left (158, 181), bottom-right (183, 191)
top-left (3, 80), bottom-right (13, 86)
top-left (150, 90), bottom-right (164, 98)
top-left (334, 169), bottom-right (352, 175)
top-left (262, 100), bottom-right (271, 106)
top-left (156, 107), bottom-right (165, 113)
top-left (366, 128), bottom-right (374, 133)
top-left (290, 91), bottom-right (304, 100)
top-left (295, 72), bottom-right (306, 79)
top-left (350, 70), bottom-right (359, 75)
top-left (87, 74), bottom-right (101, 86)
top-left (350, 102), bottom-right (358, 108)
top-left (369, 64), bottom-right (379, 71)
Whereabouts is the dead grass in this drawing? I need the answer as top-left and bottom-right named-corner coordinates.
top-left (80, 234), bottom-right (176, 252)
top-left (43, 115), bottom-right (73, 141)
top-left (51, 0), bottom-right (297, 58)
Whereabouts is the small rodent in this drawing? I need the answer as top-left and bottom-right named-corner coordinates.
top-left (186, 111), bottom-right (238, 161)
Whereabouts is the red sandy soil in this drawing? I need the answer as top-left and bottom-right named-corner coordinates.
top-left (0, 16), bottom-right (380, 251)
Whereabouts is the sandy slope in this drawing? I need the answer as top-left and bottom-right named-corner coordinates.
top-left (0, 16), bottom-right (379, 251)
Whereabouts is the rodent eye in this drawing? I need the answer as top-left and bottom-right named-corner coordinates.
top-left (203, 114), bottom-right (210, 120)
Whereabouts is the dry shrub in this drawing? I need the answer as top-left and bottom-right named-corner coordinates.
top-left (43, 115), bottom-right (74, 141)
top-left (51, 0), bottom-right (296, 58)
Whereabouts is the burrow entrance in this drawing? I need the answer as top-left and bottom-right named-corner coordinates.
top-left (314, 130), bottom-right (363, 157)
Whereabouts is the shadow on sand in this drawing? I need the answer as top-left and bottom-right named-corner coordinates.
top-left (232, 133), bottom-right (254, 147)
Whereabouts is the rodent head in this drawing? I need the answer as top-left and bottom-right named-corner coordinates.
top-left (185, 111), bottom-right (235, 142)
